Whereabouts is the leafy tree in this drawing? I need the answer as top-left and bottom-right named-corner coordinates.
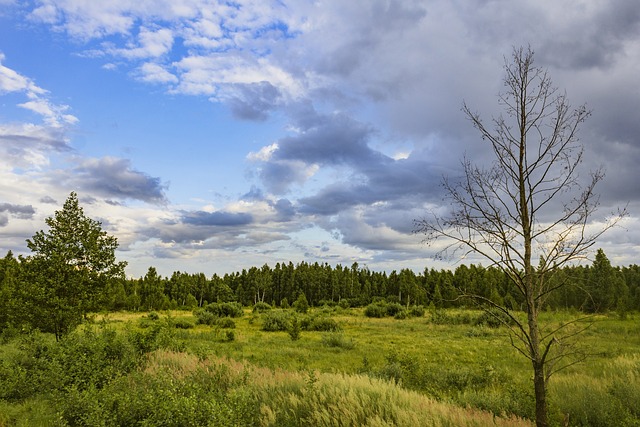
top-left (21, 192), bottom-right (127, 340)
top-left (585, 249), bottom-right (628, 313)
top-left (415, 47), bottom-right (625, 427)
top-left (293, 292), bottom-right (309, 313)
top-left (0, 251), bottom-right (20, 330)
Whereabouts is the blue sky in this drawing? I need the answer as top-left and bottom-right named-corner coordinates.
top-left (1, 0), bottom-right (639, 278)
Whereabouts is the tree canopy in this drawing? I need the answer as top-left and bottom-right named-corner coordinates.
top-left (21, 192), bottom-right (127, 339)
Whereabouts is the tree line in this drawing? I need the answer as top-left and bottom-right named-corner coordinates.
top-left (1, 246), bottom-right (637, 320)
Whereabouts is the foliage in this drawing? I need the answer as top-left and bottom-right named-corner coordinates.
top-left (19, 192), bottom-right (127, 340)
top-left (261, 310), bottom-right (292, 332)
top-left (321, 332), bottom-right (355, 350)
top-left (217, 317), bottom-right (236, 329)
top-left (204, 302), bottom-right (244, 318)
top-left (300, 315), bottom-right (341, 332)
top-left (252, 301), bottom-right (272, 313)
top-left (293, 293), bottom-right (310, 313)
top-left (288, 316), bottom-right (301, 341)
top-left (364, 303), bottom-right (387, 318)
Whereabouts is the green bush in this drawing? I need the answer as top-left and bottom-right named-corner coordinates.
top-left (261, 310), bottom-right (292, 332)
top-left (217, 318), bottom-right (236, 329)
top-left (386, 303), bottom-right (404, 317)
top-left (303, 316), bottom-right (341, 332)
top-left (147, 311), bottom-right (160, 321)
top-left (394, 310), bottom-right (408, 319)
top-left (288, 316), bottom-right (301, 341)
top-left (204, 302), bottom-right (244, 318)
top-left (293, 294), bottom-right (309, 313)
top-left (364, 303), bottom-right (387, 318)
top-left (475, 308), bottom-right (513, 328)
top-left (408, 305), bottom-right (426, 317)
top-left (252, 302), bottom-right (272, 313)
top-left (173, 319), bottom-right (194, 329)
top-left (194, 309), bottom-right (218, 325)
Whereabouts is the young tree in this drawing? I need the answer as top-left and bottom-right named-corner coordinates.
top-left (21, 192), bottom-right (127, 340)
top-left (414, 47), bottom-right (625, 427)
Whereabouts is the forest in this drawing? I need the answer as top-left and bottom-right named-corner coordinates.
top-left (1, 247), bottom-right (638, 323)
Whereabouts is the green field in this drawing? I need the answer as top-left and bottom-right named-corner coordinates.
top-left (1, 307), bottom-right (639, 426)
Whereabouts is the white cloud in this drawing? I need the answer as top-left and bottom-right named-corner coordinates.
top-left (138, 62), bottom-right (178, 84)
top-left (108, 26), bottom-right (174, 59)
top-left (247, 143), bottom-right (278, 161)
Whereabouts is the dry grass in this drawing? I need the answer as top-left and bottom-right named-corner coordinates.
top-left (145, 350), bottom-right (533, 427)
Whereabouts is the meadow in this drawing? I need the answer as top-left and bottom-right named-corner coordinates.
top-left (1, 305), bottom-right (639, 426)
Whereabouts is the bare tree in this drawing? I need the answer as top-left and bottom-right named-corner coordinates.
top-left (414, 47), bottom-right (626, 427)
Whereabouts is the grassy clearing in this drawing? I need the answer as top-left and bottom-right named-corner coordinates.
top-left (1, 308), bottom-right (639, 426)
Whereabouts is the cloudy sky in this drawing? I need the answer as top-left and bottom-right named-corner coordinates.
top-left (0, 0), bottom-right (638, 278)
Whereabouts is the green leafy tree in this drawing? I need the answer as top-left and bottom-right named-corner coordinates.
top-left (21, 192), bottom-right (127, 340)
top-left (293, 292), bottom-right (309, 313)
top-left (585, 249), bottom-right (628, 313)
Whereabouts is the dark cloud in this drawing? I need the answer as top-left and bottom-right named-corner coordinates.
top-left (39, 196), bottom-right (57, 204)
top-left (274, 111), bottom-right (382, 167)
top-left (0, 214), bottom-right (8, 227)
top-left (241, 185), bottom-right (265, 201)
top-left (0, 202), bottom-right (35, 219)
top-left (273, 198), bottom-right (295, 221)
top-left (259, 160), bottom-right (312, 195)
top-left (182, 210), bottom-right (253, 227)
top-left (538, 0), bottom-right (640, 70)
top-left (73, 157), bottom-right (168, 204)
top-left (228, 82), bottom-right (281, 121)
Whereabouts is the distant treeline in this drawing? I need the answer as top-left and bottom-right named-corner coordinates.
top-left (1, 248), bottom-right (638, 315)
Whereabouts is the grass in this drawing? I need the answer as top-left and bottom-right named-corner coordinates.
top-left (2, 308), bottom-right (639, 426)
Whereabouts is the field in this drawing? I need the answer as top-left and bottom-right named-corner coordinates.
top-left (1, 307), bottom-right (639, 426)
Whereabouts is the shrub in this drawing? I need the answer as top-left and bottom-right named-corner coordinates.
top-left (408, 305), bottom-right (426, 317)
top-left (216, 318), bottom-right (236, 329)
top-left (173, 319), bottom-right (194, 329)
top-left (224, 330), bottom-right (235, 342)
top-left (338, 299), bottom-right (350, 309)
top-left (394, 310), bottom-right (408, 320)
top-left (252, 302), bottom-right (272, 313)
top-left (193, 309), bottom-right (218, 326)
top-left (306, 316), bottom-right (341, 332)
top-left (288, 316), bottom-right (301, 341)
top-left (475, 308), bottom-right (514, 328)
top-left (321, 333), bottom-right (355, 350)
top-left (293, 294), bottom-right (309, 313)
top-left (261, 310), bottom-right (292, 332)
top-left (364, 303), bottom-right (387, 318)
top-left (204, 302), bottom-right (244, 318)
top-left (147, 311), bottom-right (160, 321)
top-left (386, 303), bottom-right (404, 317)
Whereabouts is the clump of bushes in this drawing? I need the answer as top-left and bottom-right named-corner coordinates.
top-left (364, 303), bottom-right (425, 319)
top-left (194, 302), bottom-right (244, 325)
top-left (261, 310), bottom-right (292, 332)
top-left (293, 294), bottom-right (309, 313)
top-left (301, 315), bottom-right (341, 332)
top-left (252, 302), bottom-right (272, 313)
top-left (173, 318), bottom-right (195, 329)
top-left (204, 302), bottom-right (244, 318)
top-left (474, 308), bottom-right (514, 328)
top-left (364, 303), bottom-right (387, 318)
top-left (217, 318), bottom-right (236, 329)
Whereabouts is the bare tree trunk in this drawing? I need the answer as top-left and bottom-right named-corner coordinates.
top-left (527, 304), bottom-right (548, 427)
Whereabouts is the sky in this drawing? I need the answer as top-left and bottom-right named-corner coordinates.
top-left (0, 0), bottom-right (639, 278)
